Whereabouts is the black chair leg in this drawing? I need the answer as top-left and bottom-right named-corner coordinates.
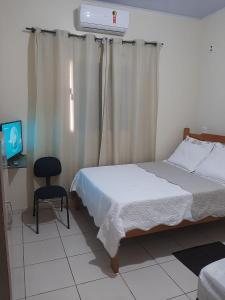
top-left (66, 195), bottom-right (70, 229)
top-left (36, 199), bottom-right (39, 234)
top-left (33, 194), bottom-right (36, 216)
top-left (61, 197), bottom-right (63, 212)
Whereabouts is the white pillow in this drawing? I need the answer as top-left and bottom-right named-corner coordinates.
top-left (167, 136), bottom-right (214, 172)
top-left (195, 143), bottom-right (225, 183)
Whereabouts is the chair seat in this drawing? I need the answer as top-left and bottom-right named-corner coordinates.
top-left (34, 185), bottom-right (67, 200)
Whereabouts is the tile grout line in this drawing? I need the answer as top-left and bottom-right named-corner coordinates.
top-left (57, 214), bottom-right (115, 286)
top-left (20, 209), bottom-right (203, 299)
top-left (119, 260), bottom-right (186, 300)
top-left (73, 252), bottom-right (177, 285)
top-left (57, 230), bottom-right (95, 239)
top-left (185, 289), bottom-right (198, 299)
top-left (166, 294), bottom-right (187, 300)
top-left (20, 214), bottom-right (104, 265)
top-left (141, 242), bottom-right (178, 264)
top-left (22, 222), bottom-right (59, 244)
top-left (140, 234), bottom-right (200, 297)
top-left (55, 219), bottom-right (82, 300)
top-left (22, 223), bottom-right (93, 245)
top-left (21, 211), bottom-right (76, 299)
top-left (119, 273), bottom-right (137, 300)
top-left (25, 285), bottom-right (76, 299)
top-left (140, 241), bottom-right (175, 264)
top-left (166, 294), bottom-right (186, 300)
top-left (23, 235), bottom-right (59, 244)
top-left (19, 247), bottom-right (105, 269)
top-left (158, 263), bottom-right (187, 296)
top-left (20, 255), bottom-right (67, 268)
top-left (21, 211), bottom-right (27, 300)
top-left (40, 223), bottom-right (196, 290)
top-left (169, 229), bottom-right (213, 250)
top-left (64, 246), bottom-right (106, 259)
top-left (140, 241), bottom-right (156, 259)
top-left (16, 232), bottom-right (179, 271)
top-left (120, 244), bottom-right (198, 299)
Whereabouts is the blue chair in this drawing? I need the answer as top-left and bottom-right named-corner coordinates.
top-left (33, 157), bottom-right (70, 234)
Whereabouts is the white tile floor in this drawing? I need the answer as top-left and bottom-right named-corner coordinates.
top-left (8, 208), bottom-right (225, 300)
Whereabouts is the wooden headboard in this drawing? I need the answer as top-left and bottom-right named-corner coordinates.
top-left (183, 128), bottom-right (225, 144)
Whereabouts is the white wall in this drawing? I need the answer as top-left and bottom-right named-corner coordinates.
top-left (198, 8), bottom-right (225, 135)
top-left (0, 0), bottom-right (201, 209)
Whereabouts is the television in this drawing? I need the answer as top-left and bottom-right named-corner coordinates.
top-left (0, 120), bottom-right (23, 160)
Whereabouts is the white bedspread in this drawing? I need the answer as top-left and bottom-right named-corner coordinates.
top-left (198, 258), bottom-right (225, 300)
top-left (71, 164), bottom-right (193, 257)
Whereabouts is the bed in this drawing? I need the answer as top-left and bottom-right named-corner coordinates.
top-left (198, 258), bottom-right (225, 300)
top-left (71, 128), bottom-right (225, 273)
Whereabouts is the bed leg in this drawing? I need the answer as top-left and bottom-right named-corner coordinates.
top-left (71, 192), bottom-right (81, 210)
top-left (74, 200), bottom-right (81, 211)
top-left (111, 255), bottom-right (119, 274)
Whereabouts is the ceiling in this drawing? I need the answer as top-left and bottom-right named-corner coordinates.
top-left (98, 0), bottom-right (225, 18)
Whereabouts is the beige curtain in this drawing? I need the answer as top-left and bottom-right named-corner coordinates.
top-left (99, 38), bottom-right (160, 165)
top-left (30, 31), bottom-right (159, 191)
top-left (32, 31), bottom-right (101, 189)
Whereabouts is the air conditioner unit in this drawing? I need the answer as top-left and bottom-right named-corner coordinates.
top-left (76, 4), bottom-right (129, 36)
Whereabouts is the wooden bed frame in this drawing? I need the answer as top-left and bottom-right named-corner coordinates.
top-left (72, 128), bottom-right (225, 273)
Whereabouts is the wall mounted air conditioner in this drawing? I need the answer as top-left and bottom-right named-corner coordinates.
top-left (76, 4), bottom-right (129, 36)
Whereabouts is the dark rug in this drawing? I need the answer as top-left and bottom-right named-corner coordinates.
top-left (173, 241), bottom-right (225, 276)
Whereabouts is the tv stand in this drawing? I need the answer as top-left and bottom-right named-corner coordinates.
top-left (7, 154), bottom-right (27, 169)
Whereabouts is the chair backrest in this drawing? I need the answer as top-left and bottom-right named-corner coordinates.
top-left (34, 157), bottom-right (62, 182)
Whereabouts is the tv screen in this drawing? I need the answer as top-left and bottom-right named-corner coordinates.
top-left (1, 120), bottom-right (23, 160)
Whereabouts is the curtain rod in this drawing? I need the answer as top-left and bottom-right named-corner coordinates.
top-left (25, 27), bottom-right (163, 46)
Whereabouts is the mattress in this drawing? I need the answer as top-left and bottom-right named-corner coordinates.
top-left (198, 258), bottom-right (225, 300)
top-left (70, 162), bottom-right (225, 257)
top-left (138, 161), bottom-right (225, 220)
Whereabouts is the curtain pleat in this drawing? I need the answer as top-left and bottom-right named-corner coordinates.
top-left (30, 31), bottom-right (159, 191)
top-left (32, 31), bottom-right (101, 189)
top-left (99, 39), bottom-right (160, 165)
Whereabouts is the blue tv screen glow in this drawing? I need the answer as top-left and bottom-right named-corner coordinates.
top-left (1, 121), bottom-right (23, 160)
